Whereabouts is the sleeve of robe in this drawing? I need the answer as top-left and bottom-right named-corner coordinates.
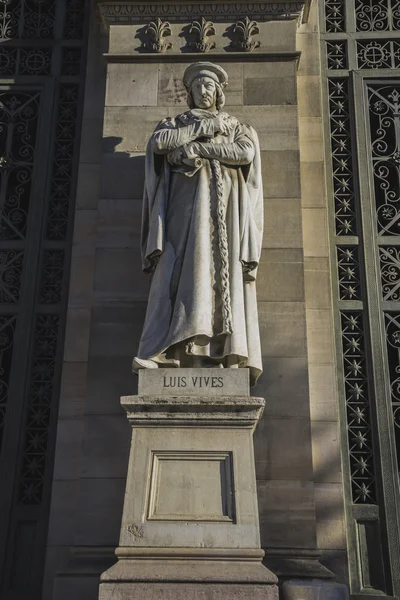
top-left (151, 116), bottom-right (216, 153)
top-left (193, 124), bottom-right (264, 282)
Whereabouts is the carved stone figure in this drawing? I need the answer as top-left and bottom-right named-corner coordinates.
top-left (132, 62), bottom-right (264, 385)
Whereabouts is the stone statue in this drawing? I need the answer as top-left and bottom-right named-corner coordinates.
top-left (132, 62), bottom-right (264, 385)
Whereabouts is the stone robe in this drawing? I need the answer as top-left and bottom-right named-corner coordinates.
top-left (137, 109), bottom-right (264, 385)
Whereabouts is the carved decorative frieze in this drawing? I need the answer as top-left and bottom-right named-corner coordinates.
top-left (143, 18), bottom-right (172, 53)
top-left (231, 17), bottom-right (261, 52)
top-left (189, 17), bottom-right (215, 53)
top-left (98, 2), bottom-right (308, 26)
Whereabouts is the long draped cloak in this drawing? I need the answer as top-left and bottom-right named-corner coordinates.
top-left (137, 109), bottom-right (264, 385)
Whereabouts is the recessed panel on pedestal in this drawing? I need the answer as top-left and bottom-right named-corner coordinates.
top-left (146, 451), bottom-right (235, 522)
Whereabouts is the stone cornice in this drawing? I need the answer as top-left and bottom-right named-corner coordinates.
top-left (103, 50), bottom-right (301, 63)
top-left (97, 1), bottom-right (309, 27)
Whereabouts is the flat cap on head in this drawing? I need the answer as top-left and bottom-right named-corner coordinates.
top-left (183, 62), bottom-right (228, 90)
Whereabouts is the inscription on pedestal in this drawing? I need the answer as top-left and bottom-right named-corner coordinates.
top-left (138, 368), bottom-right (249, 396)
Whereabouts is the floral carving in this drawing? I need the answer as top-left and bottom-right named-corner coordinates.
top-left (231, 17), bottom-right (261, 52)
top-left (189, 17), bottom-right (215, 53)
top-left (144, 18), bottom-right (172, 53)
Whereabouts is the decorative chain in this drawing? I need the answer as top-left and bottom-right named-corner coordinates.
top-left (211, 158), bottom-right (233, 334)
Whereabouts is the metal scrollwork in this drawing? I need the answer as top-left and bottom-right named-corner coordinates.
top-left (143, 18), bottom-right (173, 53)
top-left (357, 40), bottom-right (400, 68)
top-left (356, 0), bottom-right (400, 31)
top-left (189, 17), bottom-right (215, 53)
top-left (341, 312), bottom-right (377, 504)
top-left (0, 92), bottom-right (41, 241)
top-left (0, 0), bottom-right (20, 39)
top-left (384, 313), bottom-right (400, 471)
top-left (20, 48), bottom-right (51, 75)
top-left (367, 84), bottom-right (400, 235)
top-left (23, 0), bottom-right (55, 39)
top-left (0, 250), bottom-right (24, 303)
top-left (356, 0), bottom-right (389, 31)
top-left (380, 247), bottom-right (400, 299)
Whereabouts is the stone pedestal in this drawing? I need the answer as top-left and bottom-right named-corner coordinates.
top-left (99, 369), bottom-right (278, 599)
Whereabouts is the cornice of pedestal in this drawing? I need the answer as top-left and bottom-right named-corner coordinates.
top-left (97, 0), bottom-right (310, 27)
top-left (120, 395), bottom-right (265, 428)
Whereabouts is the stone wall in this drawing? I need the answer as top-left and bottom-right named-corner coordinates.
top-left (297, 0), bottom-right (348, 582)
top-left (42, 1), bottom-right (348, 598)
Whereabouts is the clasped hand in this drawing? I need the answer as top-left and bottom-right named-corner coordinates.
top-left (167, 114), bottom-right (229, 166)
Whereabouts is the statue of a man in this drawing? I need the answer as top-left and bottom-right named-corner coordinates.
top-left (132, 62), bottom-right (264, 385)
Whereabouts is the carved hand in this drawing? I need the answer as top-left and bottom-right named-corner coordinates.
top-left (212, 115), bottom-right (230, 136)
top-left (167, 147), bottom-right (185, 165)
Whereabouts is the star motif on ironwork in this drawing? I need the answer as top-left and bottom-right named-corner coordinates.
top-left (351, 406), bottom-right (365, 423)
top-left (338, 219), bottom-right (353, 234)
top-left (352, 430), bottom-right (367, 448)
top-left (344, 315), bottom-right (359, 330)
top-left (349, 360), bottom-right (363, 376)
top-left (343, 266), bottom-right (356, 278)
top-left (357, 482), bottom-right (372, 502)
top-left (343, 285), bottom-right (358, 299)
top-left (347, 337), bottom-right (361, 352)
top-left (354, 457), bottom-right (369, 474)
top-left (342, 248), bottom-right (354, 260)
top-left (349, 383), bottom-right (364, 400)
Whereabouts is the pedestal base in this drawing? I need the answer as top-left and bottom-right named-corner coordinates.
top-left (100, 548), bottom-right (278, 599)
top-left (99, 370), bottom-right (277, 599)
top-left (100, 582), bottom-right (277, 600)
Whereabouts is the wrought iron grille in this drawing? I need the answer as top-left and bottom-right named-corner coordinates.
top-left (18, 315), bottom-right (59, 505)
top-left (0, 92), bottom-right (41, 240)
top-left (367, 84), bottom-right (400, 236)
top-left (384, 312), bottom-right (400, 476)
top-left (357, 40), bottom-right (400, 69)
top-left (0, 1), bottom-right (88, 598)
top-left (0, 315), bottom-right (17, 455)
top-left (325, 0), bottom-right (345, 32)
top-left (323, 0), bottom-right (400, 590)
top-left (356, 0), bottom-right (400, 31)
top-left (337, 246), bottom-right (361, 300)
top-left (341, 312), bottom-right (377, 503)
top-left (328, 79), bottom-right (357, 236)
top-left (0, 0), bottom-right (56, 40)
top-left (327, 40), bottom-right (348, 69)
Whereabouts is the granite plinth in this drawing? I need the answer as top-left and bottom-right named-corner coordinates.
top-left (99, 369), bottom-right (277, 599)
